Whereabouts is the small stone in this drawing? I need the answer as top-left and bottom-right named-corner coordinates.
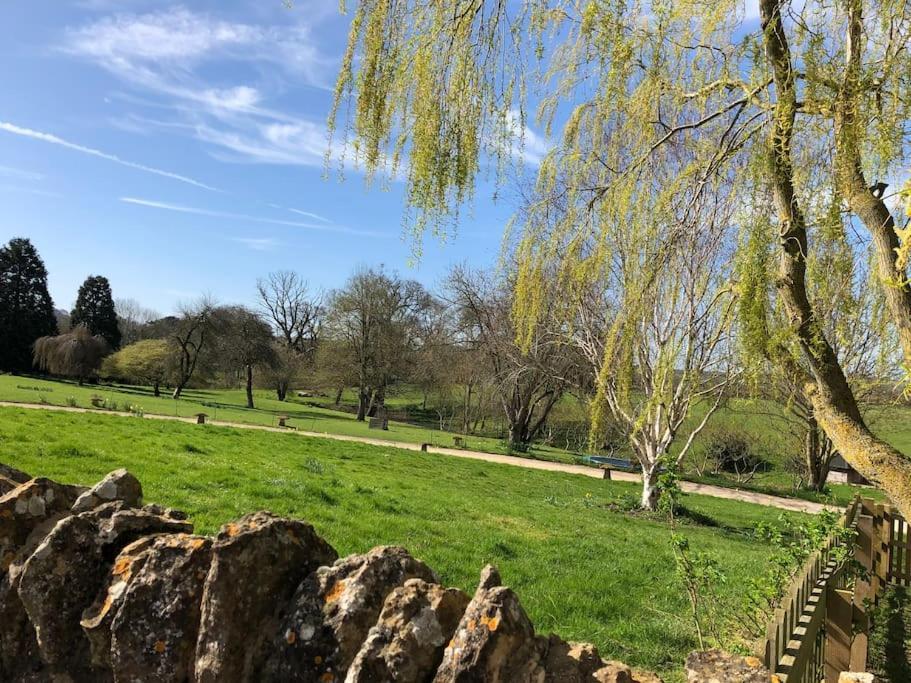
top-left (72, 468), bottom-right (143, 513)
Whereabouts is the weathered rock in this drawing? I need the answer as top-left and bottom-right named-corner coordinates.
top-left (0, 510), bottom-right (75, 680)
top-left (542, 637), bottom-right (663, 683)
top-left (347, 578), bottom-right (470, 682)
top-left (685, 650), bottom-right (771, 682)
top-left (1, 478), bottom-right (83, 574)
top-left (433, 565), bottom-right (547, 682)
top-left (142, 503), bottom-right (189, 521)
top-left (72, 468), bottom-right (143, 513)
top-left (194, 512), bottom-right (338, 682)
top-left (17, 507), bottom-right (193, 679)
top-left (0, 475), bottom-right (20, 496)
top-left (260, 545), bottom-right (438, 682)
top-left (0, 462), bottom-right (31, 484)
top-left (82, 534), bottom-right (212, 682)
top-left (838, 674), bottom-right (876, 683)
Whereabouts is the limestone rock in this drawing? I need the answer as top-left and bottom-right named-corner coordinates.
top-left (433, 566), bottom-right (547, 682)
top-left (685, 650), bottom-right (771, 682)
top-left (82, 533), bottom-right (212, 682)
top-left (72, 468), bottom-right (143, 513)
top-left (0, 475), bottom-right (19, 496)
top-left (17, 507), bottom-right (193, 678)
top-left (0, 462), bottom-right (31, 484)
top-left (346, 578), bottom-right (470, 682)
top-left (194, 512), bottom-right (338, 682)
top-left (261, 545), bottom-right (438, 682)
top-left (1, 478), bottom-right (83, 575)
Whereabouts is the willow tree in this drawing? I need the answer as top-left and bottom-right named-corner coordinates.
top-left (330, 0), bottom-right (911, 517)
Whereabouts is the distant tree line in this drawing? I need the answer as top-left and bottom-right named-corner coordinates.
top-left (0, 233), bottom-right (895, 509)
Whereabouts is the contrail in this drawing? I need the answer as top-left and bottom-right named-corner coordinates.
top-left (0, 121), bottom-right (220, 192)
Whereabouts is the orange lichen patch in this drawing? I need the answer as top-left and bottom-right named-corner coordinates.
top-left (153, 640), bottom-right (166, 654)
top-left (190, 538), bottom-right (207, 550)
top-left (320, 673), bottom-right (335, 683)
top-left (285, 629), bottom-right (297, 645)
top-left (480, 615), bottom-right (500, 632)
top-left (314, 656), bottom-right (323, 665)
top-left (112, 556), bottom-right (134, 576)
top-left (743, 656), bottom-right (761, 668)
top-left (324, 580), bottom-right (347, 604)
top-left (771, 676), bottom-right (782, 683)
top-left (224, 523), bottom-right (240, 537)
top-left (466, 619), bottom-right (477, 630)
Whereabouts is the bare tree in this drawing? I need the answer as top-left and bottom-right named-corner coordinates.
top-left (257, 271), bottom-right (322, 358)
top-left (326, 267), bottom-right (432, 421)
top-left (170, 298), bottom-right (216, 399)
top-left (447, 266), bottom-right (575, 451)
top-left (115, 298), bottom-right (161, 346)
top-left (217, 306), bottom-right (277, 409)
top-left (33, 325), bottom-right (109, 385)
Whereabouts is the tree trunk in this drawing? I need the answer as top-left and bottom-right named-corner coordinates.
top-left (276, 383), bottom-right (287, 402)
top-left (153, 381), bottom-right (160, 398)
top-left (356, 388), bottom-right (369, 421)
top-left (334, 386), bottom-right (343, 406)
top-left (245, 364), bottom-right (254, 409)
top-left (760, 0), bottom-right (911, 520)
top-left (640, 465), bottom-right (661, 511)
top-left (805, 416), bottom-right (825, 491)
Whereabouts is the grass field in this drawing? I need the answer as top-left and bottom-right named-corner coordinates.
top-left (0, 374), bottom-right (578, 462)
top-left (0, 373), bottom-right (901, 506)
top-left (0, 406), bottom-right (810, 680)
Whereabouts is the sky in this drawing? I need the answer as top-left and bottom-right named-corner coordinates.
top-left (0, 1), bottom-right (541, 316)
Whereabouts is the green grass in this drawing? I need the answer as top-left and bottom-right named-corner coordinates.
top-left (0, 406), bottom-right (808, 681)
top-left (1, 373), bottom-right (897, 506)
top-left (0, 374), bottom-right (579, 463)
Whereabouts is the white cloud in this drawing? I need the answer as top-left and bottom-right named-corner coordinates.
top-left (0, 121), bottom-right (219, 191)
top-left (0, 165), bottom-right (44, 181)
top-left (230, 237), bottom-right (280, 251)
top-left (119, 196), bottom-right (388, 238)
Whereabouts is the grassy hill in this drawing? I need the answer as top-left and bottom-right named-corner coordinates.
top-left (0, 406), bottom-right (810, 680)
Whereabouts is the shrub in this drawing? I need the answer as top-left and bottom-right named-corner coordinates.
top-left (702, 430), bottom-right (768, 481)
top-left (65, 396), bottom-right (77, 407)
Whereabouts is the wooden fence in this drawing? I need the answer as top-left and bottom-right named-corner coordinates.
top-left (761, 497), bottom-right (911, 683)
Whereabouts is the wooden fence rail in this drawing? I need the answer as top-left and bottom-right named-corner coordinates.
top-left (761, 496), bottom-right (911, 683)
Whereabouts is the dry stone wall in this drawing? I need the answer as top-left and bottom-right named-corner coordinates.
top-left (0, 465), bottom-right (663, 683)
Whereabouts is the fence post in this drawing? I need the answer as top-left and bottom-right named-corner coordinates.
top-left (849, 505), bottom-right (874, 672)
top-left (824, 584), bottom-right (853, 683)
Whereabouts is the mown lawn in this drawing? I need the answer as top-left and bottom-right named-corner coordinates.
top-left (0, 374), bottom-right (578, 462)
top-left (0, 406), bottom-right (806, 680)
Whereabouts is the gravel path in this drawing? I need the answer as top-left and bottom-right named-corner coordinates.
top-left (0, 401), bottom-right (835, 514)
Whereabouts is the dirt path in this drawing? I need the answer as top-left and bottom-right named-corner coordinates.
top-left (0, 401), bottom-right (834, 514)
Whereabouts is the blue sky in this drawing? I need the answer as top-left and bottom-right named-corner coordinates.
top-left (0, 1), bottom-right (539, 315)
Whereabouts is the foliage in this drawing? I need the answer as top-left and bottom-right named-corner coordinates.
top-left (671, 534), bottom-right (727, 651)
top-left (867, 585), bottom-right (911, 683)
top-left (32, 325), bottom-right (109, 384)
top-left (103, 339), bottom-right (172, 396)
top-left (0, 237), bottom-right (57, 372)
top-left (71, 275), bottom-right (121, 350)
top-left (702, 430), bottom-right (768, 481)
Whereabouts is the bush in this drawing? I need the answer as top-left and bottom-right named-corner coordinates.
top-left (703, 430), bottom-right (768, 480)
top-left (868, 585), bottom-right (911, 682)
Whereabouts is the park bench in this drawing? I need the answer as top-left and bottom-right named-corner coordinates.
top-left (194, 413), bottom-right (208, 425)
top-left (277, 415), bottom-right (290, 428)
top-left (453, 436), bottom-right (464, 448)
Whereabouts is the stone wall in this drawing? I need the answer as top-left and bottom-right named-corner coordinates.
top-left (1, 464), bottom-right (664, 682)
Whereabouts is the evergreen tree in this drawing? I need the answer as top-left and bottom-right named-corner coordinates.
top-left (71, 275), bottom-right (121, 350)
top-left (0, 237), bottom-right (57, 372)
